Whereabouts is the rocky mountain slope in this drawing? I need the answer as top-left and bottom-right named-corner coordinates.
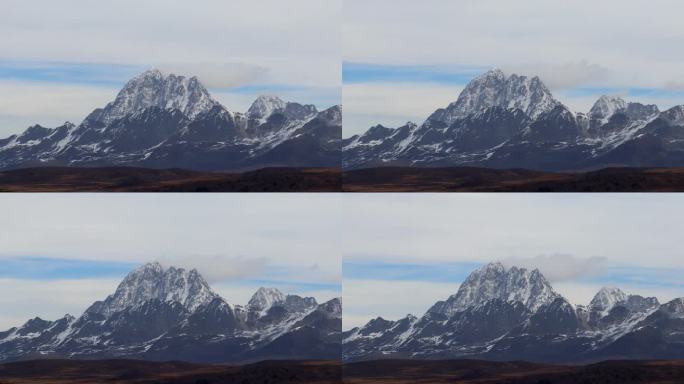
top-left (0, 262), bottom-right (341, 363)
top-left (0, 69), bottom-right (341, 171)
top-left (343, 69), bottom-right (684, 171)
top-left (343, 261), bottom-right (683, 363)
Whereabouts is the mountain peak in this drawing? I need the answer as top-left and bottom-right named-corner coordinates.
top-left (589, 95), bottom-right (627, 120)
top-left (483, 260), bottom-right (506, 271)
top-left (137, 68), bottom-right (164, 79)
top-left (88, 69), bottom-right (221, 125)
top-left (661, 105), bottom-right (684, 125)
top-left (434, 262), bottom-right (561, 316)
top-left (590, 286), bottom-right (627, 313)
top-left (481, 68), bottom-right (506, 79)
top-left (437, 69), bottom-right (560, 124)
top-left (247, 95), bottom-right (286, 121)
top-left (90, 262), bottom-right (219, 317)
top-left (248, 287), bottom-right (286, 313)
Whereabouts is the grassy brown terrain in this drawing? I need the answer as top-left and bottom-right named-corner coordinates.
top-left (343, 166), bottom-right (684, 192)
top-left (343, 359), bottom-right (684, 384)
top-left (0, 359), bottom-right (341, 384)
top-left (0, 166), bottom-right (341, 192)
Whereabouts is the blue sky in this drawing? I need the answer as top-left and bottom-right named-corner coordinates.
top-left (343, 0), bottom-right (684, 136)
top-left (344, 63), bottom-right (486, 85)
top-left (0, 61), bottom-right (142, 87)
top-left (0, 194), bottom-right (341, 330)
top-left (0, 256), bottom-right (137, 280)
top-left (0, 0), bottom-right (341, 137)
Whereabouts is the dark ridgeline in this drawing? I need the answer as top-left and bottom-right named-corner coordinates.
top-left (344, 261), bottom-right (684, 364)
top-left (343, 69), bottom-right (684, 172)
top-left (0, 262), bottom-right (341, 363)
top-left (0, 69), bottom-right (341, 172)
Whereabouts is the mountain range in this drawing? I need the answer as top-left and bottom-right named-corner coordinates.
top-left (343, 261), bottom-right (684, 363)
top-left (0, 262), bottom-right (341, 363)
top-left (0, 69), bottom-right (341, 171)
top-left (343, 68), bottom-right (684, 171)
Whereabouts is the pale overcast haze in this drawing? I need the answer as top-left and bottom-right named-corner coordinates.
top-left (343, 0), bottom-right (684, 136)
top-left (343, 194), bottom-right (684, 329)
top-left (0, 0), bottom-right (341, 137)
top-left (0, 194), bottom-right (341, 330)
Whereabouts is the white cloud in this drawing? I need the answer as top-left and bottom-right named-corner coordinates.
top-left (665, 81), bottom-right (684, 92)
top-left (502, 254), bottom-right (610, 283)
top-left (156, 255), bottom-right (268, 284)
top-left (158, 63), bottom-right (269, 89)
top-left (503, 61), bottom-right (612, 90)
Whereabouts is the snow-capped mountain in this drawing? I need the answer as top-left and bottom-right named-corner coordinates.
top-left (429, 262), bottom-right (560, 316)
top-left (0, 262), bottom-right (341, 363)
top-left (430, 69), bottom-right (560, 124)
top-left (88, 69), bottom-right (220, 125)
top-left (589, 95), bottom-right (627, 122)
top-left (87, 262), bottom-right (219, 317)
top-left (0, 69), bottom-right (341, 171)
top-left (343, 261), bottom-right (683, 363)
top-left (248, 287), bottom-right (288, 314)
top-left (247, 95), bottom-right (287, 122)
top-left (343, 69), bottom-right (683, 171)
top-left (588, 286), bottom-right (628, 315)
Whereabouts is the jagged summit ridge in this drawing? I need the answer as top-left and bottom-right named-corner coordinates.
top-left (589, 286), bottom-right (627, 313)
top-left (88, 69), bottom-right (221, 124)
top-left (88, 262), bottom-right (219, 317)
top-left (248, 287), bottom-right (286, 313)
top-left (431, 68), bottom-right (561, 124)
top-left (247, 95), bottom-right (287, 121)
top-left (589, 95), bottom-right (627, 120)
top-left (247, 95), bottom-right (318, 124)
top-left (588, 95), bottom-right (660, 123)
top-left (431, 261), bottom-right (561, 316)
